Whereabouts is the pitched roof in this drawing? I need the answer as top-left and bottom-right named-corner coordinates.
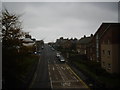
top-left (79, 37), bottom-right (92, 44)
top-left (22, 37), bottom-right (35, 46)
top-left (23, 38), bottom-right (34, 42)
top-left (93, 23), bottom-right (119, 38)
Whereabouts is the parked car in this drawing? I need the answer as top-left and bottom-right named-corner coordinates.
top-left (51, 47), bottom-right (55, 51)
top-left (56, 52), bottom-right (60, 57)
top-left (58, 56), bottom-right (65, 62)
top-left (34, 51), bottom-right (41, 55)
top-left (34, 51), bottom-right (37, 54)
top-left (37, 51), bottom-right (41, 54)
top-left (41, 46), bottom-right (44, 49)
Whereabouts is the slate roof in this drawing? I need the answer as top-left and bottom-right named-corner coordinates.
top-left (22, 37), bottom-right (35, 46)
top-left (79, 37), bottom-right (92, 44)
top-left (23, 38), bottom-right (34, 42)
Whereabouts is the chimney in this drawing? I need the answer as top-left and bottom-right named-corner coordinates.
top-left (84, 35), bottom-right (86, 38)
top-left (91, 34), bottom-right (93, 37)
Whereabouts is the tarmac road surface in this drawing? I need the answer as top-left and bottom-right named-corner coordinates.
top-left (29, 44), bottom-right (89, 90)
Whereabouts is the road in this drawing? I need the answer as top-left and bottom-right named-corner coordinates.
top-left (29, 44), bottom-right (89, 90)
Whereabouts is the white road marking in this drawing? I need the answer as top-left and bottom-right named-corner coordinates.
top-left (49, 63), bottom-right (88, 89)
top-left (62, 82), bottom-right (71, 86)
top-left (49, 76), bottom-right (53, 89)
top-left (48, 64), bottom-right (53, 89)
top-left (49, 71), bottom-right (51, 76)
top-left (66, 66), bottom-right (70, 69)
top-left (56, 64), bottom-right (70, 86)
top-left (53, 67), bottom-right (55, 70)
top-left (58, 70), bottom-right (65, 81)
top-left (48, 65), bottom-right (50, 71)
top-left (61, 66), bottom-right (65, 70)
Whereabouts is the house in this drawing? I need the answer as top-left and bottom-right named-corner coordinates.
top-left (90, 23), bottom-right (120, 73)
top-left (22, 34), bottom-right (36, 52)
top-left (90, 23), bottom-right (113, 62)
top-left (36, 40), bottom-right (44, 51)
top-left (86, 34), bottom-right (94, 60)
top-left (56, 37), bottom-right (72, 49)
top-left (76, 35), bottom-right (92, 56)
top-left (22, 34), bottom-right (35, 47)
top-left (88, 36), bottom-right (96, 61)
top-left (100, 23), bottom-right (120, 73)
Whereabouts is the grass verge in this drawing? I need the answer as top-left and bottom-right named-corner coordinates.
top-left (72, 61), bottom-right (120, 88)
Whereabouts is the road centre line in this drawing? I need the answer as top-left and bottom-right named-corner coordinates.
top-left (48, 64), bottom-right (53, 89)
top-left (49, 71), bottom-right (51, 76)
top-left (53, 66), bottom-right (55, 70)
top-left (49, 76), bottom-right (53, 89)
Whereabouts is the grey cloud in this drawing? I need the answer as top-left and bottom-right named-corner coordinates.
top-left (2, 2), bottom-right (118, 42)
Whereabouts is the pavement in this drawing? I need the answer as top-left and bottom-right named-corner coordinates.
top-left (29, 44), bottom-right (89, 90)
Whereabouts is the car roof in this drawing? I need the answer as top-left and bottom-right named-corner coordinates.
top-left (60, 56), bottom-right (64, 59)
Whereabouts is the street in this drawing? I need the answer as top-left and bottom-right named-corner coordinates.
top-left (29, 44), bottom-right (89, 90)
top-left (29, 44), bottom-right (51, 89)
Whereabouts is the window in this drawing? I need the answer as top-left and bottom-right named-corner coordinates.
top-left (90, 57), bottom-right (92, 61)
top-left (103, 62), bottom-right (105, 67)
top-left (102, 50), bottom-right (105, 55)
top-left (85, 50), bottom-right (86, 54)
top-left (96, 34), bottom-right (98, 39)
top-left (108, 63), bottom-right (111, 70)
top-left (108, 50), bottom-right (111, 56)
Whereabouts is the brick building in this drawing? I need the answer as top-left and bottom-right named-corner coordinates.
top-left (100, 23), bottom-right (120, 73)
top-left (76, 35), bottom-right (92, 56)
top-left (90, 23), bottom-right (113, 62)
top-left (89, 23), bottom-right (120, 73)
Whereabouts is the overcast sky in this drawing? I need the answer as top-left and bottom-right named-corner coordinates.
top-left (2, 2), bottom-right (118, 43)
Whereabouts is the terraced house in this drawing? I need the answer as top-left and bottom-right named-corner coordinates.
top-left (76, 35), bottom-right (92, 57)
